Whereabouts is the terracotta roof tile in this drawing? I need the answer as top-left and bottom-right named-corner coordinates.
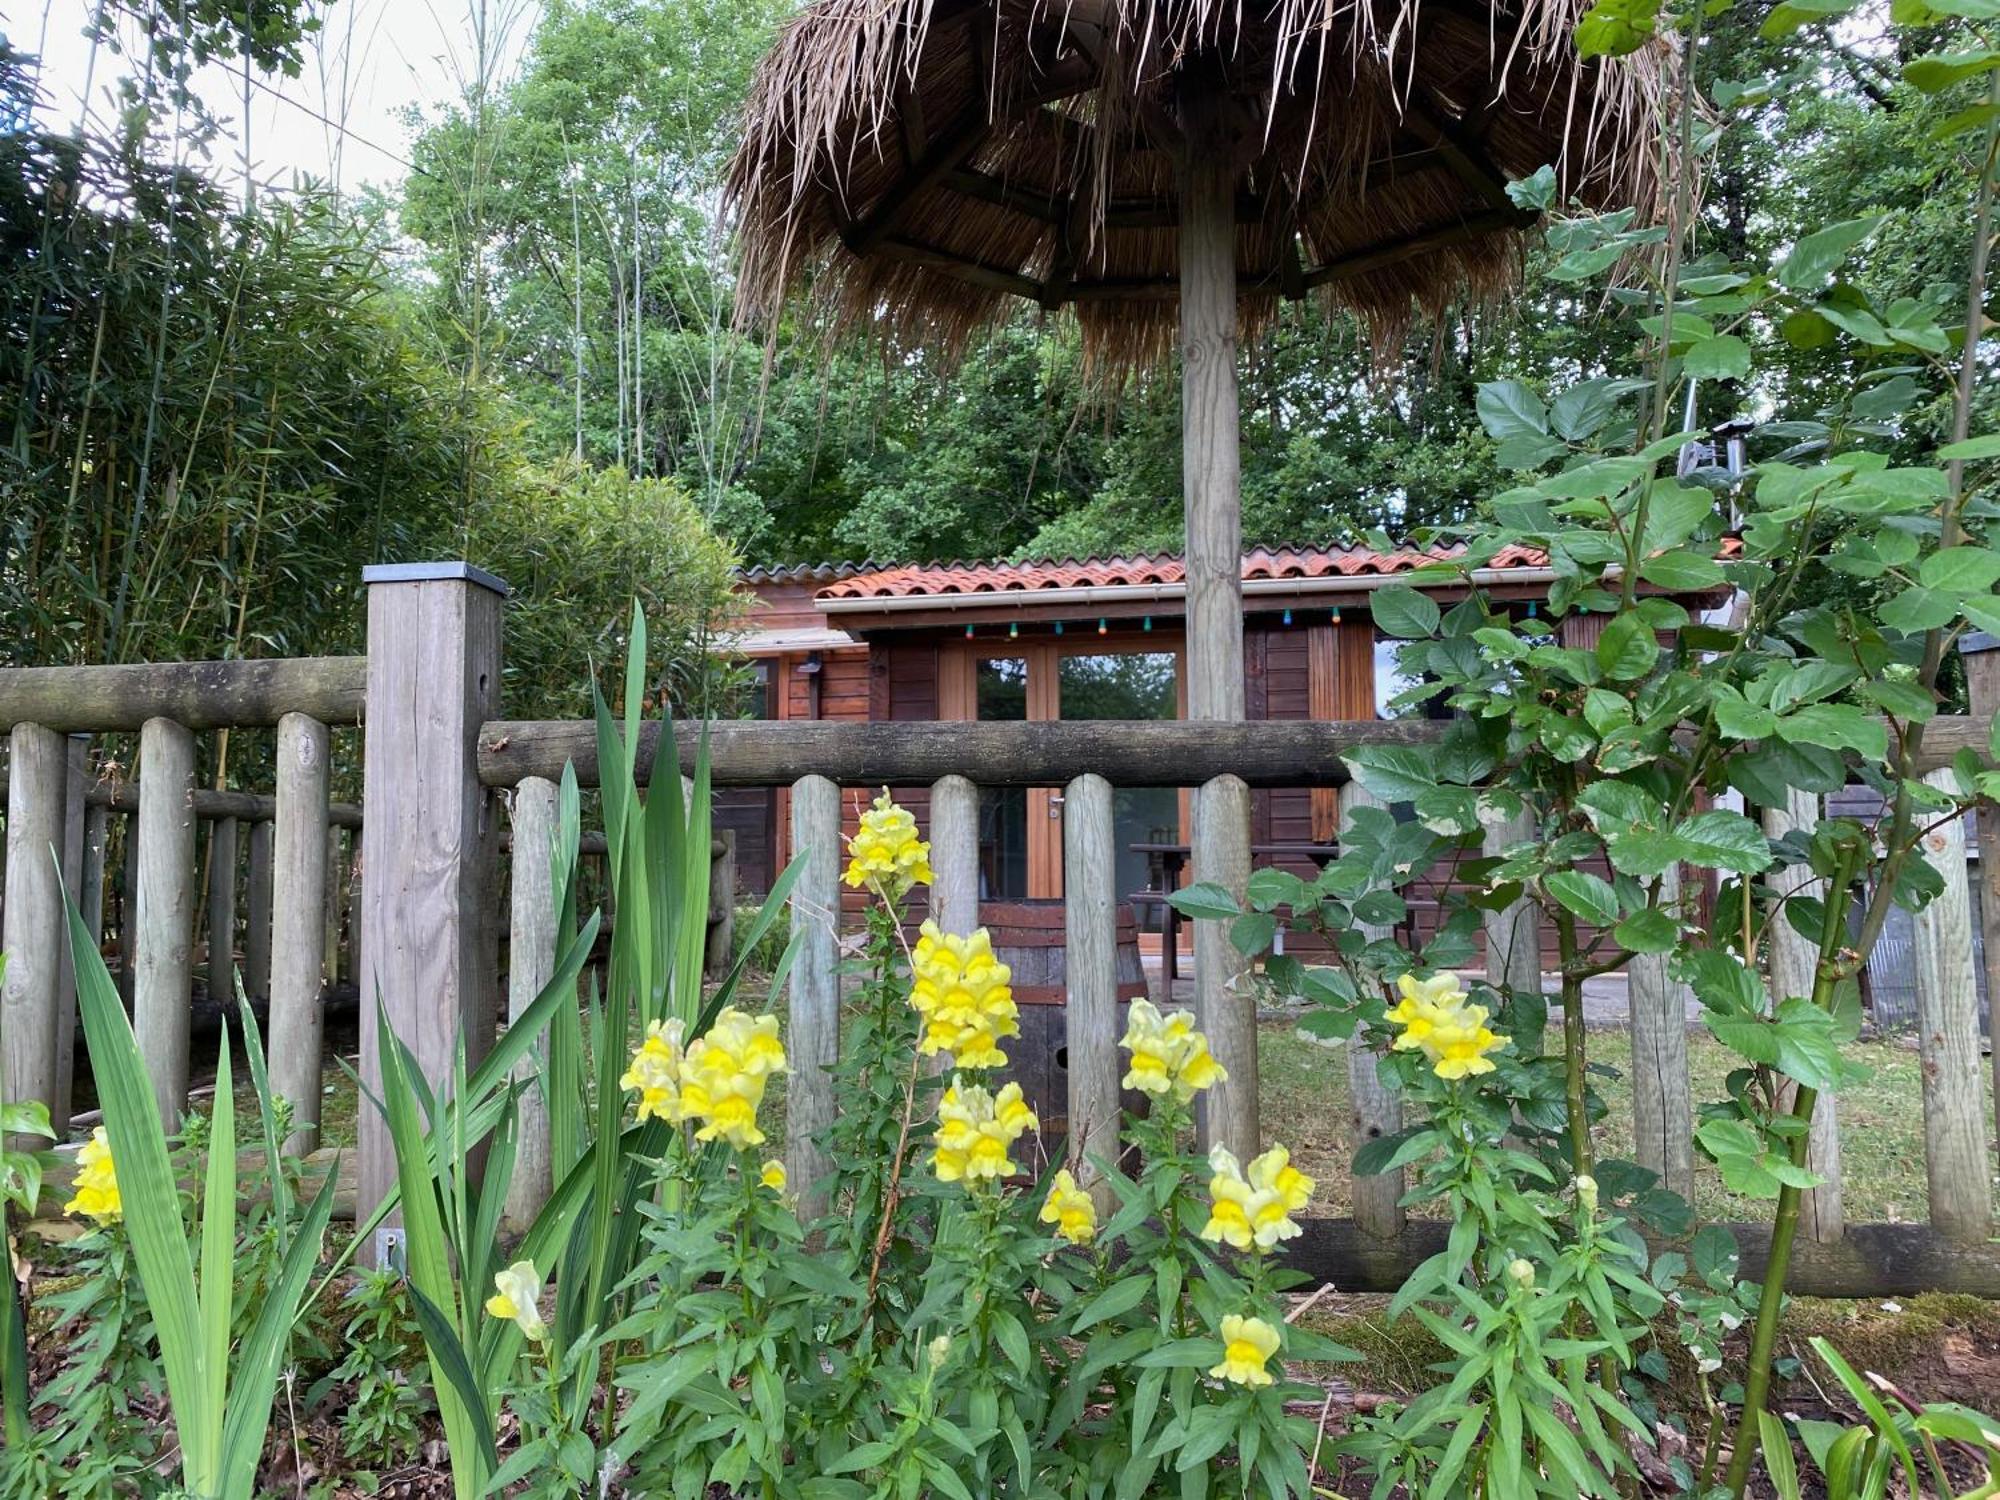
top-left (817, 544), bottom-right (1552, 601)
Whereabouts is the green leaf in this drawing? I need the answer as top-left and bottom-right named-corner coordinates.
top-left (1939, 432), bottom-right (2000, 460)
top-left (1776, 217), bottom-right (1885, 292)
top-left (1774, 703), bottom-right (1889, 762)
top-left (1575, 0), bottom-right (1664, 56)
top-left (1684, 334), bottom-right (1751, 380)
top-left (1904, 49), bottom-right (2000, 93)
top-left (1880, 586), bottom-right (1961, 633)
top-left (1372, 586), bottom-right (1441, 639)
top-left (1760, 0), bottom-right (1861, 35)
top-left (1596, 613), bottom-right (1660, 681)
top-left (1613, 906), bottom-right (1679, 953)
top-left (1342, 744), bottom-right (1442, 803)
top-left (1640, 550), bottom-right (1727, 590)
top-left (1919, 545), bottom-right (2000, 595)
top-left (1167, 882), bottom-right (1240, 921)
top-left (66, 892), bottom-right (214, 1491)
top-left (1673, 810), bottom-right (1773, 874)
top-left (1475, 380), bottom-right (1550, 440)
top-left (1545, 870), bottom-right (1621, 926)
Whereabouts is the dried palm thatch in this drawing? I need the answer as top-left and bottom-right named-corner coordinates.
top-left (728, 0), bottom-right (1677, 370)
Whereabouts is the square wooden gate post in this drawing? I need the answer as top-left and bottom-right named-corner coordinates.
top-left (357, 562), bottom-right (507, 1262)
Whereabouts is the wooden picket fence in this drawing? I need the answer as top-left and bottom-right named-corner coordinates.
top-left (4, 562), bottom-right (2000, 1298)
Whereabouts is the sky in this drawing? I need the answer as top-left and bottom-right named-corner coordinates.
top-left (14, 0), bottom-right (539, 193)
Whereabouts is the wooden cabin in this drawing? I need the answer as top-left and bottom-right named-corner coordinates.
top-left (714, 546), bottom-right (1597, 948)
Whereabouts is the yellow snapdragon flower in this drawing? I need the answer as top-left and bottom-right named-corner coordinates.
top-left (1210, 1314), bottom-right (1280, 1388)
top-left (931, 1077), bottom-right (1038, 1184)
top-left (64, 1127), bottom-right (121, 1225)
top-left (1118, 999), bottom-right (1226, 1102)
top-left (1246, 1143), bottom-right (1315, 1215)
top-left (622, 1010), bottom-right (790, 1144)
top-left (485, 1260), bottom-right (546, 1341)
top-left (844, 791), bottom-right (933, 896)
top-left (1038, 1168), bottom-right (1097, 1245)
top-left (760, 1159), bottom-right (788, 1194)
top-left (1201, 1144), bottom-right (1307, 1253)
top-left (909, 920), bottom-right (1019, 1070)
top-left (1386, 972), bottom-right (1508, 1081)
top-left (620, 1018), bottom-right (690, 1124)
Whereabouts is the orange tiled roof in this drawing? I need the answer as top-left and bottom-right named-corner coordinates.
top-left (817, 544), bottom-right (1551, 601)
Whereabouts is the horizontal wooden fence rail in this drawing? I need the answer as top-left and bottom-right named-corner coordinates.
top-left (1, 651), bottom-right (363, 1148)
top-left (0, 656), bottom-right (365, 731)
top-left (476, 713), bottom-right (1998, 790)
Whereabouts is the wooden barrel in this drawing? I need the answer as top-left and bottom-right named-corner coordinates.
top-left (977, 898), bottom-right (1149, 1142)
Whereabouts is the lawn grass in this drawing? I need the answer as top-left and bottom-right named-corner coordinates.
top-left (1256, 1019), bottom-right (1995, 1226)
top-left (234, 1007), bottom-right (1986, 1232)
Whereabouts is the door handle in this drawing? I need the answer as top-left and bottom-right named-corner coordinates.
top-left (1047, 793), bottom-right (1065, 817)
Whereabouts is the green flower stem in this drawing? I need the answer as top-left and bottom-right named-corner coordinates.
top-left (1722, 841), bottom-right (1864, 1499)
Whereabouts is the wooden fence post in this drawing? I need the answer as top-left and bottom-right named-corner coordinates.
top-left (2, 724), bottom-right (64, 1122)
top-left (1628, 864), bottom-right (1695, 1201)
top-left (272, 713), bottom-right (329, 1155)
top-left (929, 774), bottom-right (980, 938)
top-left (1764, 789), bottom-right (1843, 1242)
top-left (1482, 807), bottom-right (1542, 1000)
top-left (1339, 779), bottom-right (1404, 1238)
top-left (207, 815), bottom-right (238, 1003)
top-left (243, 818), bottom-right (273, 1005)
top-left (357, 562), bottom-right (506, 1254)
top-left (135, 717), bottom-right (197, 1125)
top-left (1910, 768), bottom-right (1992, 1242)
top-left (1063, 773), bottom-right (1120, 1199)
top-left (53, 734), bottom-right (88, 1129)
top-left (787, 775), bottom-right (841, 1219)
top-left (1961, 632), bottom-right (2000, 1155)
top-left (705, 830), bottom-right (736, 980)
top-left (506, 776), bottom-right (558, 1223)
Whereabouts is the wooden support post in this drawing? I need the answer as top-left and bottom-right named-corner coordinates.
top-left (1628, 863), bottom-right (1695, 1201)
top-left (1909, 768), bottom-right (1992, 1242)
top-left (135, 717), bottom-right (197, 1126)
top-left (243, 818), bottom-right (273, 1005)
top-left (1063, 774), bottom-right (1120, 1198)
top-left (272, 713), bottom-right (330, 1155)
top-left (1177, 76), bottom-right (1253, 1160)
top-left (1339, 780), bottom-right (1404, 1238)
top-left (207, 815), bottom-right (239, 1003)
top-left (1961, 633), bottom-right (2000, 1157)
top-left (1193, 774), bottom-right (1255, 1156)
top-left (787, 775), bottom-right (841, 1219)
top-left (505, 776), bottom-right (559, 1224)
top-left (929, 774), bottom-right (980, 937)
top-left (117, 809), bottom-right (137, 1006)
top-left (1481, 808), bottom-right (1542, 1000)
top-left (357, 563), bottom-right (506, 1252)
top-left (2, 724), bottom-right (65, 1122)
top-left (53, 734), bottom-right (88, 1129)
top-left (1765, 790), bottom-right (1843, 1242)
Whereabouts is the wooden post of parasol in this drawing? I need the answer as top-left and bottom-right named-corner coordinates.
top-left (1178, 75), bottom-right (1257, 1156)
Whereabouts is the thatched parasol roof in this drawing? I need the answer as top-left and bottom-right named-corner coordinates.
top-left (728, 0), bottom-right (1675, 368)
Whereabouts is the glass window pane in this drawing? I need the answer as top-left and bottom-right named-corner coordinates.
top-left (980, 788), bottom-right (1028, 898)
top-left (1057, 652), bottom-right (1177, 720)
top-left (976, 657), bottom-right (1028, 721)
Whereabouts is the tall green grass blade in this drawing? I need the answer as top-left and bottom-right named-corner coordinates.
top-left (406, 1278), bottom-right (499, 1461)
top-left (375, 998), bottom-right (491, 1499)
top-left (232, 978), bottom-right (294, 1234)
top-left (198, 1032), bottom-right (237, 1468)
top-left (216, 1165), bottom-right (337, 1500)
top-left (64, 887), bottom-right (212, 1492)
